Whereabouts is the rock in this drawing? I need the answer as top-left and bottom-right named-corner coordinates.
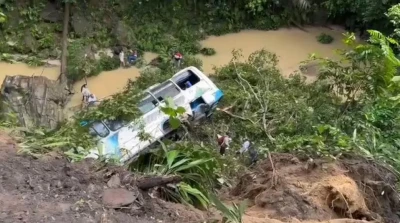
top-left (71, 12), bottom-right (94, 37)
top-left (102, 188), bottom-right (138, 208)
top-left (0, 76), bottom-right (67, 130)
top-left (290, 157), bottom-right (300, 164)
top-left (41, 2), bottom-right (63, 23)
top-left (23, 30), bottom-right (38, 54)
top-left (58, 203), bottom-right (72, 213)
top-left (312, 8), bottom-right (329, 26)
top-left (113, 20), bottom-right (136, 46)
top-left (107, 175), bottom-right (121, 188)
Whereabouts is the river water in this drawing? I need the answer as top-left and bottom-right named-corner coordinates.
top-left (0, 26), bottom-right (348, 110)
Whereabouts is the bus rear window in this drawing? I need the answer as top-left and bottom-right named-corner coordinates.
top-left (89, 121), bottom-right (110, 138)
top-left (172, 70), bottom-right (201, 90)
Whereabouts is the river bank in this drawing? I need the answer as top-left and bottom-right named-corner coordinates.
top-left (0, 26), bottom-right (348, 110)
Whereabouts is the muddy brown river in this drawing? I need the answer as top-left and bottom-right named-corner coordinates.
top-left (0, 26), bottom-right (348, 110)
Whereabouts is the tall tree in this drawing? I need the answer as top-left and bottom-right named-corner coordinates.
top-left (59, 0), bottom-right (73, 87)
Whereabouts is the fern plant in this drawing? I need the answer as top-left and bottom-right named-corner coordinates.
top-left (209, 193), bottom-right (247, 223)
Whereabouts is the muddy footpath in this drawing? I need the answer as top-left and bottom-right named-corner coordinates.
top-left (0, 131), bottom-right (399, 223)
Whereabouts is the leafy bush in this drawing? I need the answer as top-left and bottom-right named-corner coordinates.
top-left (130, 141), bottom-right (224, 208)
top-left (209, 193), bottom-right (247, 223)
top-left (200, 47), bottom-right (216, 56)
top-left (317, 33), bottom-right (334, 44)
top-left (97, 54), bottom-right (120, 71)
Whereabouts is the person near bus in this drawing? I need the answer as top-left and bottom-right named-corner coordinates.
top-left (87, 94), bottom-right (97, 107)
top-left (119, 49), bottom-right (125, 67)
top-left (217, 134), bottom-right (232, 156)
top-left (81, 84), bottom-right (91, 103)
top-left (128, 50), bottom-right (138, 65)
top-left (172, 51), bottom-right (183, 68)
top-left (239, 138), bottom-right (258, 166)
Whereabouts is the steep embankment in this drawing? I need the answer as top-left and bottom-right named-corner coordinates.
top-left (1, 130), bottom-right (398, 223)
top-left (228, 154), bottom-right (400, 223)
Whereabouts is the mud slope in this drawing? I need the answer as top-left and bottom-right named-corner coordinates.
top-left (0, 132), bottom-right (205, 223)
top-left (229, 153), bottom-right (400, 223)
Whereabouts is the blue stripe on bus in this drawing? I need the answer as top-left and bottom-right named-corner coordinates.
top-left (214, 89), bottom-right (224, 101)
top-left (105, 132), bottom-right (121, 157)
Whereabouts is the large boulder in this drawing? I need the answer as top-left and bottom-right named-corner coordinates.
top-left (112, 20), bottom-right (136, 47)
top-left (23, 29), bottom-right (38, 53)
top-left (41, 2), bottom-right (63, 23)
top-left (71, 11), bottom-right (94, 37)
top-left (0, 75), bottom-right (67, 130)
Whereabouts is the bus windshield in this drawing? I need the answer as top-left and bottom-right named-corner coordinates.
top-left (89, 121), bottom-right (110, 138)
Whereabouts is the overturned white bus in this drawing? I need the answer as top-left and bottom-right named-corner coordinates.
top-left (83, 66), bottom-right (224, 162)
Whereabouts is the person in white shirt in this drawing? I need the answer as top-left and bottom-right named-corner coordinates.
top-left (81, 84), bottom-right (91, 103)
top-left (119, 49), bottom-right (125, 67)
top-left (238, 138), bottom-right (258, 166)
top-left (240, 140), bottom-right (251, 154)
top-left (87, 94), bottom-right (97, 106)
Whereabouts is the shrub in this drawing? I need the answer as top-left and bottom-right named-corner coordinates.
top-left (317, 33), bottom-right (334, 44)
top-left (200, 47), bottom-right (216, 56)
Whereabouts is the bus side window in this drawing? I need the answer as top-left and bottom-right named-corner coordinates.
top-left (104, 119), bottom-right (126, 132)
top-left (88, 127), bottom-right (97, 137)
top-left (138, 93), bottom-right (158, 114)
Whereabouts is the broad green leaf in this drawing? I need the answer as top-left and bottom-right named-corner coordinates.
top-left (165, 97), bottom-right (175, 108)
top-left (391, 76), bottom-right (400, 82)
top-left (42, 141), bottom-right (69, 148)
top-left (169, 158), bottom-right (190, 170)
top-left (176, 106), bottom-right (186, 114)
top-left (175, 159), bottom-right (211, 172)
top-left (166, 150), bottom-right (179, 168)
top-left (169, 117), bottom-right (181, 129)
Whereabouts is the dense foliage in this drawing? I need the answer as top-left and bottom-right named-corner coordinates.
top-left (2, 0), bottom-right (400, 215)
top-left (0, 0), bottom-right (398, 78)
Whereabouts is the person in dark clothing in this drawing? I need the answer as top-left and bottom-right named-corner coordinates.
top-left (128, 50), bottom-right (138, 65)
top-left (239, 139), bottom-right (258, 166)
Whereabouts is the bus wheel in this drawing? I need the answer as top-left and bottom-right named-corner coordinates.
top-left (206, 102), bottom-right (219, 118)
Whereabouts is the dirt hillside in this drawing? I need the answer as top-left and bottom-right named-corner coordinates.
top-left (228, 153), bottom-right (400, 223)
top-left (0, 131), bottom-right (399, 223)
top-left (0, 132), bottom-right (205, 223)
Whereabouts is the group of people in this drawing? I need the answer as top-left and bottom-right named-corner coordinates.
top-left (118, 49), bottom-right (139, 67)
top-left (118, 48), bottom-right (184, 68)
top-left (81, 84), bottom-right (97, 107)
top-left (217, 134), bottom-right (258, 166)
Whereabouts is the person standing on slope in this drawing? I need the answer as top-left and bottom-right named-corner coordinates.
top-left (217, 133), bottom-right (232, 156)
top-left (81, 84), bottom-right (91, 103)
top-left (172, 51), bottom-right (183, 68)
top-left (239, 138), bottom-right (258, 166)
top-left (119, 49), bottom-right (126, 67)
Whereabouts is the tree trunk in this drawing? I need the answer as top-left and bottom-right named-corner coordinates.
top-left (136, 176), bottom-right (182, 190)
top-left (59, 1), bottom-right (70, 86)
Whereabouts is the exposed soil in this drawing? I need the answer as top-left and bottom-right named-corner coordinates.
top-left (228, 153), bottom-right (400, 223)
top-left (1, 131), bottom-right (399, 223)
top-left (0, 132), bottom-right (205, 223)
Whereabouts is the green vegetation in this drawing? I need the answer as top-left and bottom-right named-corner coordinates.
top-left (2, 0), bottom-right (400, 221)
top-left (0, 0), bottom-right (398, 82)
top-left (210, 193), bottom-right (247, 223)
top-left (200, 47), bottom-right (217, 56)
top-left (316, 33), bottom-right (334, 44)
